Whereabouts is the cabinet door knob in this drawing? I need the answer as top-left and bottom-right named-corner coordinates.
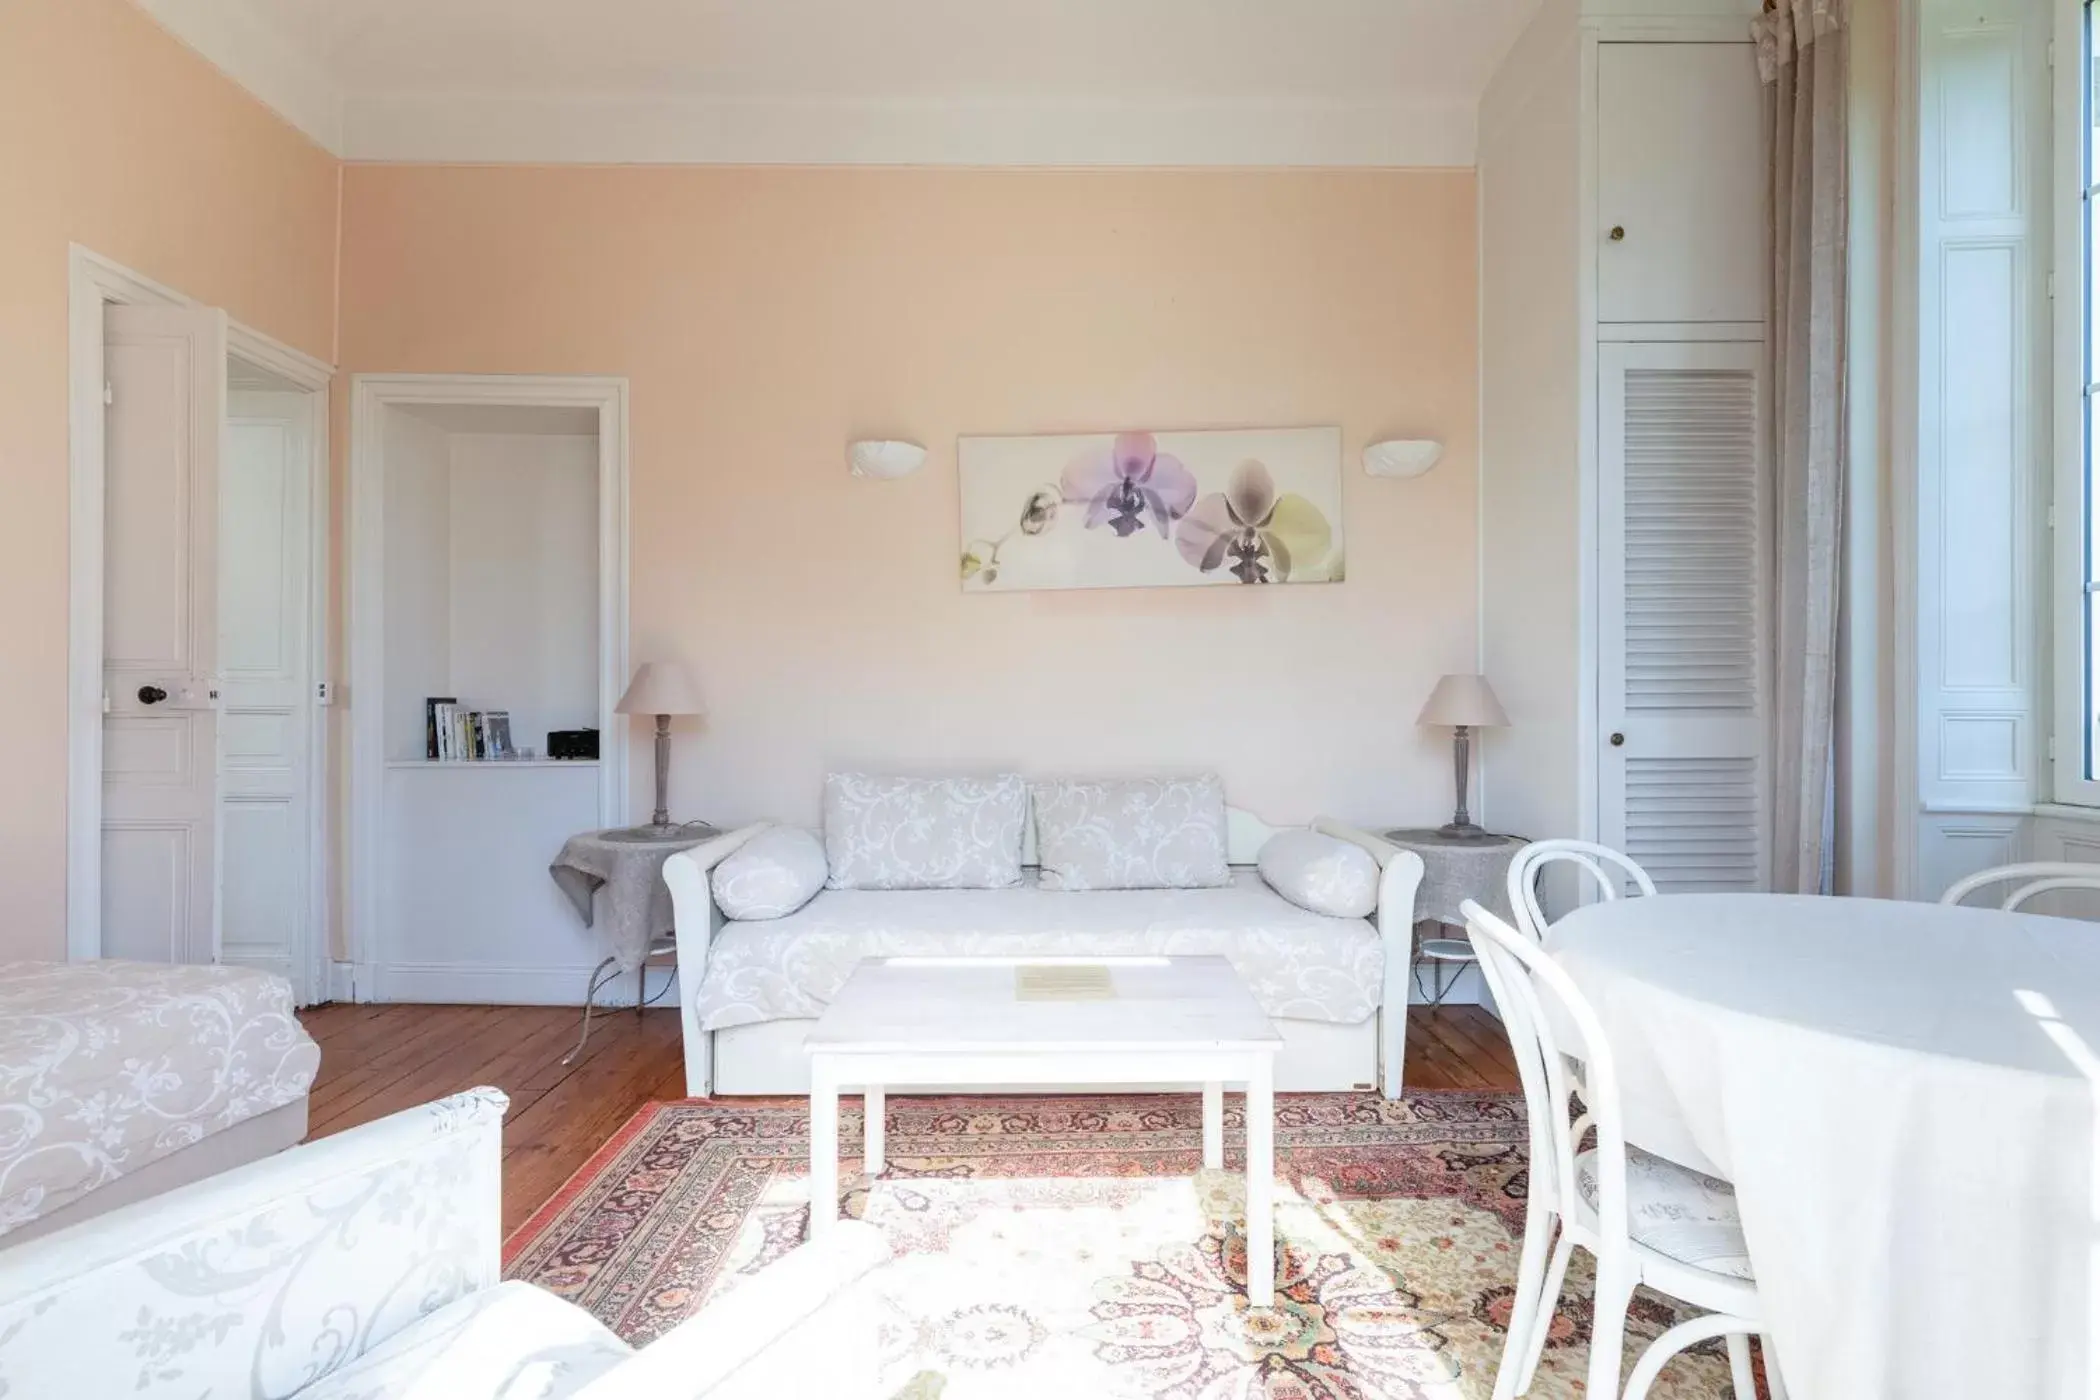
top-left (1609, 732), bottom-right (1625, 747)
top-left (137, 685), bottom-right (168, 706)
top-left (1608, 225), bottom-right (1626, 242)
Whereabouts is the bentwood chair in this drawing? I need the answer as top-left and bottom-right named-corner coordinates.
top-left (1506, 839), bottom-right (1658, 943)
top-left (1939, 861), bottom-right (2100, 913)
top-left (1463, 900), bottom-right (1784, 1400)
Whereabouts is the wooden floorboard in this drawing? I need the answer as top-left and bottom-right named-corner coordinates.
top-left (299, 1002), bottom-right (1519, 1236)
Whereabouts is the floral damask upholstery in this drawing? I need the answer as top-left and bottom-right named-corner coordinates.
top-left (0, 1088), bottom-right (902, 1400)
top-left (0, 1089), bottom-right (510, 1398)
top-left (822, 773), bottom-right (1028, 891)
top-left (1031, 776), bottom-right (1231, 891)
top-left (0, 959), bottom-right (321, 1236)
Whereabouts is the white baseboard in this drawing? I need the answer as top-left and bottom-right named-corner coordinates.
top-left (368, 960), bottom-right (682, 1008)
top-left (328, 961), bottom-right (360, 1003)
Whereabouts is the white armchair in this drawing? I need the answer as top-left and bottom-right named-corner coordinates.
top-left (0, 1088), bottom-right (896, 1400)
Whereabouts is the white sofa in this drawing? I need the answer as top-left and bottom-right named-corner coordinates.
top-left (0, 1088), bottom-right (898, 1400)
top-left (665, 809), bottom-right (1425, 1100)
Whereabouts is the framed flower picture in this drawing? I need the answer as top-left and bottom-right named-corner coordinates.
top-left (958, 426), bottom-right (1344, 592)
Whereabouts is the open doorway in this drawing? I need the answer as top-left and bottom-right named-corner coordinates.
top-left (67, 247), bottom-right (333, 1004)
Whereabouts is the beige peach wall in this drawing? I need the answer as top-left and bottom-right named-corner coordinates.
top-left (340, 166), bottom-right (1479, 842)
top-left (0, 0), bottom-right (339, 959)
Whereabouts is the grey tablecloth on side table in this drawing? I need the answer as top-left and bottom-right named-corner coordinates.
top-left (1380, 828), bottom-right (1523, 926)
top-left (550, 827), bottom-right (719, 974)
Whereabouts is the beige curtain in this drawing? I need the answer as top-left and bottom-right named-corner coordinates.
top-left (1756, 0), bottom-right (1849, 894)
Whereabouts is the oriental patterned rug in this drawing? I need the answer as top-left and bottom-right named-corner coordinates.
top-left (504, 1092), bottom-right (1744, 1398)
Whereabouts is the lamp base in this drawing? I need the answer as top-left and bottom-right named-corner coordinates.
top-left (1435, 819), bottom-right (1501, 844)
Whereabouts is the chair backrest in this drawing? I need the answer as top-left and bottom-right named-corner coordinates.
top-left (1506, 839), bottom-right (1658, 941)
top-left (1461, 899), bottom-right (1628, 1237)
top-left (1939, 861), bottom-right (2100, 913)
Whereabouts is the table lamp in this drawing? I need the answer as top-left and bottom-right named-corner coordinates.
top-left (612, 661), bottom-right (705, 839)
top-left (1418, 673), bottom-right (1509, 842)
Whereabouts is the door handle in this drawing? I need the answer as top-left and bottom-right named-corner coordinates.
top-left (1608, 225), bottom-right (1625, 242)
top-left (138, 685), bottom-right (168, 706)
top-left (1609, 732), bottom-right (1625, 747)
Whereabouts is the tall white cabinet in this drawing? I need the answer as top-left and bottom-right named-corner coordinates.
top-left (1478, 0), bottom-right (1772, 889)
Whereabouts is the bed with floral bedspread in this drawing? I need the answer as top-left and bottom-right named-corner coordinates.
top-left (0, 960), bottom-right (320, 1239)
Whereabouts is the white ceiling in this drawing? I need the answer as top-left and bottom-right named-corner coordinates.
top-left (137, 0), bottom-right (1541, 166)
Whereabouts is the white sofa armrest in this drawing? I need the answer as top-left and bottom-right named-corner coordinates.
top-left (575, 1220), bottom-right (891, 1399)
top-left (1314, 819), bottom-right (1425, 1099)
top-left (663, 823), bottom-right (772, 1097)
top-left (0, 1089), bottom-right (508, 1400)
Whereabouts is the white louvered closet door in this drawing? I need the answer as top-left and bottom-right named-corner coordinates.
top-left (1599, 340), bottom-right (1770, 891)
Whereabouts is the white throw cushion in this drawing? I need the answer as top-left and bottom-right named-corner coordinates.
top-left (1257, 829), bottom-right (1379, 918)
top-left (823, 773), bottom-right (1027, 890)
top-left (300, 1280), bottom-right (631, 1400)
top-left (712, 826), bottom-right (828, 920)
top-left (1031, 775), bottom-right (1230, 891)
top-left (1574, 1146), bottom-right (1754, 1281)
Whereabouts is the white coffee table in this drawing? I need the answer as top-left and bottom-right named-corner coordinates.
top-left (803, 954), bottom-right (1285, 1305)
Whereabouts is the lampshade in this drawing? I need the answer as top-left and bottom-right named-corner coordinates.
top-left (1417, 674), bottom-right (1509, 728)
top-left (615, 662), bottom-right (705, 717)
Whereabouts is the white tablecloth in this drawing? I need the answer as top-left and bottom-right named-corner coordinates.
top-left (1546, 893), bottom-right (2098, 1400)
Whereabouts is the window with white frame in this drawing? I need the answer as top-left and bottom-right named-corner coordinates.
top-left (2056, 0), bottom-right (2100, 805)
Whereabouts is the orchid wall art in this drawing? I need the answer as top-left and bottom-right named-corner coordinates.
top-left (958, 426), bottom-right (1344, 592)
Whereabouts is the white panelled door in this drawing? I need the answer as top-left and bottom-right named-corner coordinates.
top-left (101, 304), bottom-right (226, 964)
top-left (218, 391), bottom-right (313, 990)
top-left (1599, 340), bottom-right (1770, 891)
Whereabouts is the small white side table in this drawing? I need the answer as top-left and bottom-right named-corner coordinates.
top-left (803, 956), bottom-right (1285, 1306)
top-left (1381, 828), bottom-right (1526, 1007)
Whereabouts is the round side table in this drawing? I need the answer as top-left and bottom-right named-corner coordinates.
top-left (1381, 828), bottom-right (1526, 1007)
top-left (550, 822), bottom-right (721, 1062)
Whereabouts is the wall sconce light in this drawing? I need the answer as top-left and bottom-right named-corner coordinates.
top-left (1362, 439), bottom-right (1443, 479)
top-left (848, 440), bottom-right (927, 479)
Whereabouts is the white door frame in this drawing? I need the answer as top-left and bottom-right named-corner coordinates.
top-left (345, 374), bottom-right (631, 996)
top-left (67, 245), bottom-right (335, 1001)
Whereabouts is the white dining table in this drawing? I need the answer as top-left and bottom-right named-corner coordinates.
top-left (1544, 892), bottom-right (2098, 1400)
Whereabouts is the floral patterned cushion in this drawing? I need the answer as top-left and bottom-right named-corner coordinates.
top-left (1574, 1145), bottom-right (1754, 1280)
top-left (1256, 830), bottom-right (1379, 918)
top-left (1031, 776), bottom-right (1230, 891)
top-left (823, 773), bottom-right (1027, 891)
top-left (712, 826), bottom-right (828, 920)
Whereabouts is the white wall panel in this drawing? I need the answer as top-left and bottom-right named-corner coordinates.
top-left (381, 407), bottom-right (454, 760)
top-left (446, 433), bottom-right (599, 755)
top-left (1937, 31), bottom-right (2020, 218)
top-left (376, 763), bottom-right (613, 1003)
top-left (1916, 812), bottom-right (2021, 901)
top-left (1477, 0), bottom-right (1587, 844)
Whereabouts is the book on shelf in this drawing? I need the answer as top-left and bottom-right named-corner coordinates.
top-left (425, 697), bottom-right (457, 761)
top-left (425, 701), bottom-right (516, 761)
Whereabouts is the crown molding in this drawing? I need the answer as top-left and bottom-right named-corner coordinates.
top-left (134, 0), bottom-right (345, 152)
top-left (339, 92), bottom-right (1479, 168)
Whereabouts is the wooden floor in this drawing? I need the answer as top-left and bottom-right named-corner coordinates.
top-left (298, 1002), bottom-right (1520, 1236)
